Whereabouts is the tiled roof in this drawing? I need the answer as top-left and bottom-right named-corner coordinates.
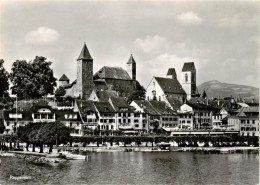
top-left (182, 62), bottom-right (195, 72)
top-left (149, 100), bottom-right (177, 115)
top-left (155, 77), bottom-right (186, 94)
top-left (94, 102), bottom-right (116, 113)
top-left (77, 43), bottom-right (93, 60)
top-left (186, 102), bottom-right (220, 112)
top-left (133, 100), bottom-right (159, 115)
top-left (166, 97), bottom-right (182, 111)
top-left (110, 96), bottom-right (130, 110)
top-left (75, 100), bottom-right (97, 122)
top-left (127, 54), bottom-right (136, 64)
top-left (59, 74), bottom-right (70, 81)
top-left (94, 66), bottom-right (131, 80)
top-left (235, 106), bottom-right (259, 116)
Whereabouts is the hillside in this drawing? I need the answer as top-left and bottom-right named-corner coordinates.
top-left (198, 80), bottom-right (259, 100)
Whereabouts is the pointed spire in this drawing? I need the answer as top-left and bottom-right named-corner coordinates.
top-left (167, 68), bottom-right (177, 79)
top-left (127, 54), bottom-right (136, 64)
top-left (77, 43), bottom-right (93, 60)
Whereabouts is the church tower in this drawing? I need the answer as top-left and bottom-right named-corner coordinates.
top-left (76, 43), bottom-right (94, 99)
top-left (181, 62), bottom-right (197, 100)
top-left (126, 54), bottom-right (136, 80)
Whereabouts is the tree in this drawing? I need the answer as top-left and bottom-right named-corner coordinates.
top-left (10, 56), bottom-right (57, 99)
top-left (128, 81), bottom-right (146, 103)
top-left (0, 59), bottom-right (9, 97)
top-left (0, 119), bottom-right (5, 134)
top-left (55, 86), bottom-right (66, 97)
top-left (36, 121), bottom-right (71, 153)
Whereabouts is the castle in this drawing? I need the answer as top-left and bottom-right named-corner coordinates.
top-left (59, 43), bottom-right (137, 99)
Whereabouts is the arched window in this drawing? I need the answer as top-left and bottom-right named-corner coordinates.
top-left (159, 96), bottom-right (161, 101)
top-left (185, 74), bottom-right (188, 82)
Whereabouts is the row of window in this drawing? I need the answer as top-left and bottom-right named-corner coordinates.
top-left (241, 120), bottom-right (256, 124)
top-left (34, 114), bottom-right (54, 119)
top-left (240, 127), bottom-right (257, 131)
top-left (100, 119), bottom-right (115, 123)
top-left (162, 117), bottom-right (178, 121)
top-left (180, 120), bottom-right (191, 124)
top-left (97, 125), bottom-right (114, 130)
top-left (195, 112), bottom-right (210, 117)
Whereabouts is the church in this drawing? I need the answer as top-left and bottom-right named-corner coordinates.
top-left (58, 43), bottom-right (138, 99)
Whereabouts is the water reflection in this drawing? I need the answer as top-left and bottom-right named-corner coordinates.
top-left (0, 152), bottom-right (258, 184)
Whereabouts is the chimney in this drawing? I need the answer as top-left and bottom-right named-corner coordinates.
top-left (217, 100), bottom-right (220, 106)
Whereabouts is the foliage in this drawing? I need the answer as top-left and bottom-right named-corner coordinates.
top-left (128, 81), bottom-right (146, 103)
top-left (55, 86), bottom-right (66, 97)
top-left (10, 56), bottom-right (57, 99)
top-left (0, 59), bottom-right (9, 97)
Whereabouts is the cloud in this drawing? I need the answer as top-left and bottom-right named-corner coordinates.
top-left (25, 27), bottom-right (59, 44)
top-left (176, 11), bottom-right (203, 25)
top-left (134, 35), bottom-right (167, 53)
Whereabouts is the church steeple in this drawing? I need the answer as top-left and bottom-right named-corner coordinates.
top-left (77, 43), bottom-right (93, 61)
top-left (126, 54), bottom-right (136, 80)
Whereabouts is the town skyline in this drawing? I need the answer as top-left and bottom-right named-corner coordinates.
top-left (1, 1), bottom-right (259, 88)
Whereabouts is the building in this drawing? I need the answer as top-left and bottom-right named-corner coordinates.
top-left (146, 68), bottom-right (186, 103)
top-left (60, 44), bottom-right (139, 99)
top-left (236, 106), bottom-right (259, 136)
top-left (181, 62), bottom-right (199, 100)
top-left (179, 102), bottom-right (218, 129)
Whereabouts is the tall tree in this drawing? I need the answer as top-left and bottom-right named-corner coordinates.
top-left (0, 59), bottom-right (9, 97)
top-left (10, 56), bottom-right (57, 99)
top-left (128, 81), bottom-right (146, 103)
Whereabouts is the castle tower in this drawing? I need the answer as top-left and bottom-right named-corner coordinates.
top-left (126, 54), bottom-right (136, 80)
top-left (58, 74), bottom-right (70, 87)
top-left (76, 43), bottom-right (94, 99)
top-left (181, 62), bottom-right (197, 100)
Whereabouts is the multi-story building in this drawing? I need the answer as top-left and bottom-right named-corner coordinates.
top-left (236, 107), bottom-right (259, 136)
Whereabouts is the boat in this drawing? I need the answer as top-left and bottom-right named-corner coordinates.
top-left (65, 153), bottom-right (86, 160)
top-left (220, 148), bottom-right (230, 154)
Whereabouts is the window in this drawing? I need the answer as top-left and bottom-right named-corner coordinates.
top-left (49, 114), bottom-right (53, 119)
top-left (142, 113), bottom-right (147, 118)
top-left (77, 122), bottom-right (79, 126)
top-left (252, 120), bottom-right (255, 124)
top-left (143, 124), bottom-right (146, 128)
top-left (41, 114), bottom-right (47, 119)
top-left (185, 74), bottom-right (188, 82)
top-left (128, 119), bottom-right (131, 123)
top-left (135, 124), bottom-right (139, 127)
top-left (34, 114), bottom-right (40, 119)
top-left (134, 119), bottom-right (139, 123)
top-left (118, 119), bottom-right (121, 123)
top-left (173, 118), bottom-right (178, 121)
top-left (111, 125), bottom-right (114, 130)
top-left (134, 113), bottom-right (140, 117)
top-left (6, 122), bottom-right (9, 126)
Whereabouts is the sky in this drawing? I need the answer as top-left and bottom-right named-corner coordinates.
top-left (0, 0), bottom-right (259, 89)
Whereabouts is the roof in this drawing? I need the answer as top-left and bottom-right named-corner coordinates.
top-left (93, 80), bottom-right (108, 91)
top-left (110, 96), bottom-right (132, 112)
top-left (59, 74), bottom-right (70, 81)
top-left (94, 102), bottom-right (116, 113)
top-left (94, 66), bottom-right (131, 80)
top-left (182, 62), bottom-right (195, 72)
top-left (77, 43), bottom-right (93, 60)
top-left (167, 68), bottom-right (177, 77)
top-left (96, 90), bottom-right (117, 102)
top-left (235, 107), bottom-right (259, 117)
top-left (166, 97), bottom-right (182, 111)
top-left (127, 54), bottom-right (136, 64)
top-left (133, 100), bottom-right (159, 115)
top-left (75, 100), bottom-right (97, 122)
top-left (154, 77), bottom-right (186, 94)
top-left (186, 102), bottom-right (220, 112)
top-left (30, 100), bottom-right (53, 112)
top-left (149, 100), bottom-right (177, 115)
top-left (3, 109), bottom-right (33, 121)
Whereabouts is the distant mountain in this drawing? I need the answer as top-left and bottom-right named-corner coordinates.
top-left (198, 80), bottom-right (259, 100)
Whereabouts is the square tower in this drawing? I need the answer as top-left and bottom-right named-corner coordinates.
top-left (126, 54), bottom-right (136, 80)
top-left (76, 43), bottom-right (94, 99)
top-left (181, 62), bottom-right (197, 100)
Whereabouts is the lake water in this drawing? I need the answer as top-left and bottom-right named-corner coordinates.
top-left (0, 152), bottom-right (258, 184)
